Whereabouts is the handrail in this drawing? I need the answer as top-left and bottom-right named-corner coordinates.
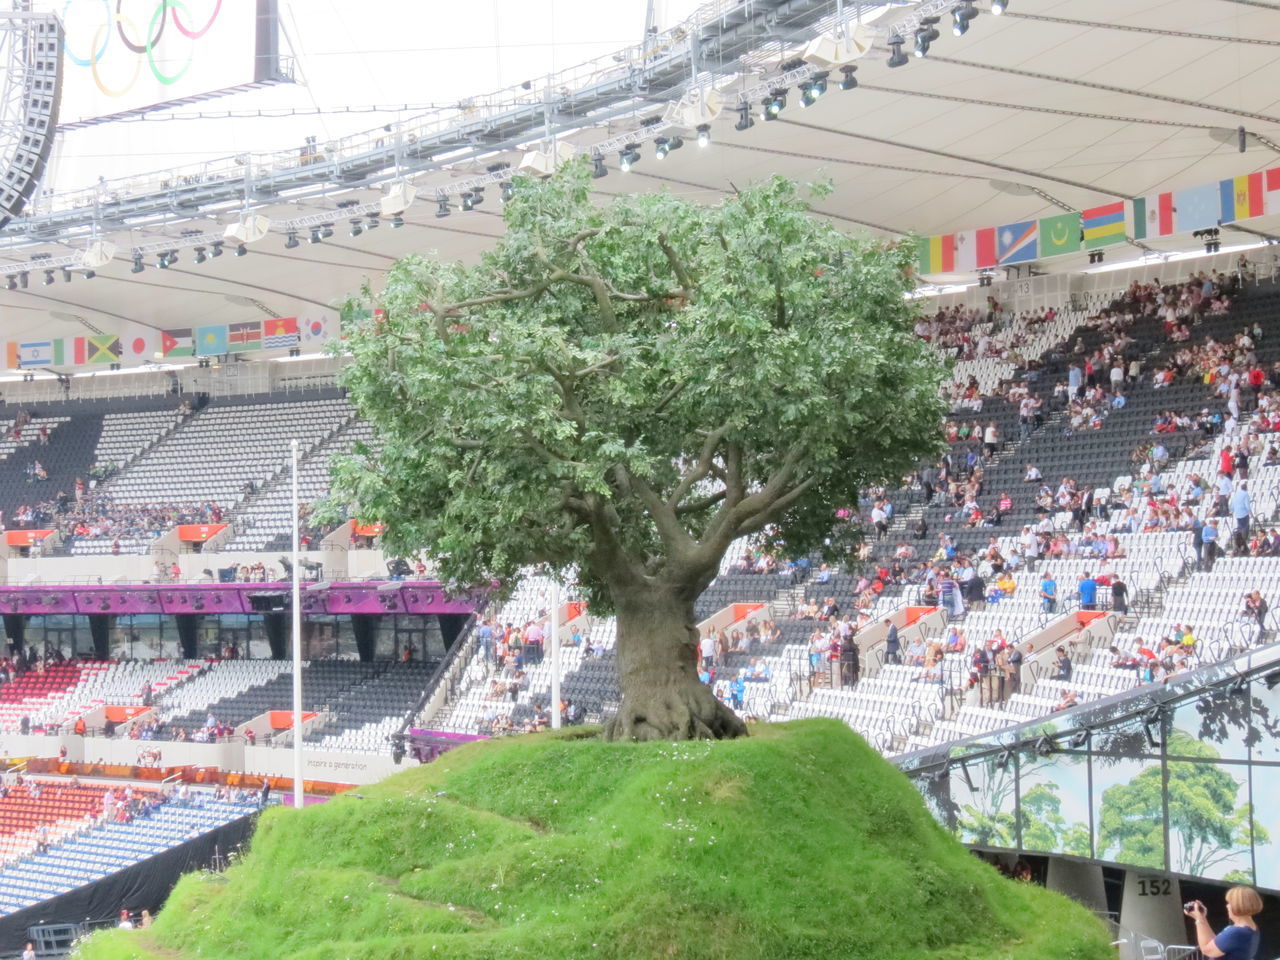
top-left (395, 613), bottom-right (479, 742)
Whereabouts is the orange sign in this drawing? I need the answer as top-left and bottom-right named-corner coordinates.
top-left (104, 706), bottom-right (152, 723)
top-left (268, 711), bottom-right (318, 730)
top-left (177, 524), bottom-right (227, 542)
top-left (352, 521), bottom-right (384, 537)
top-left (5, 529), bottom-right (52, 547)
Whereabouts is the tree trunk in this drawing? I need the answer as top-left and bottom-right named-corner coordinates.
top-left (601, 585), bottom-right (748, 742)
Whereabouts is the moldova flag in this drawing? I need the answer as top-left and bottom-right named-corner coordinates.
top-left (1219, 172), bottom-right (1264, 223)
top-left (1081, 201), bottom-right (1126, 249)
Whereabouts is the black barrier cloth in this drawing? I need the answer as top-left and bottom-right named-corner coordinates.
top-left (0, 813), bottom-right (258, 953)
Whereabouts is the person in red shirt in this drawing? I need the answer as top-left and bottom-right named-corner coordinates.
top-left (1220, 444), bottom-right (1235, 477)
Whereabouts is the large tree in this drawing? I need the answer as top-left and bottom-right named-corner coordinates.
top-left (331, 161), bottom-right (947, 741)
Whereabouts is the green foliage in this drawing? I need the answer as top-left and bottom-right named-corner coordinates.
top-left (74, 721), bottom-right (1111, 960)
top-left (1097, 731), bottom-right (1264, 874)
top-left (328, 161), bottom-right (946, 606)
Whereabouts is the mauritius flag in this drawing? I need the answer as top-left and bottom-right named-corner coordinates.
top-left (1081, 201), bottom-right (1126, 249)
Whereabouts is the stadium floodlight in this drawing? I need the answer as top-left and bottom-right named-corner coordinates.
top-left (320, 223), bottom-right (334, 239)
top-left (224, 213), bottom-right (271, 245)
top-left (838, 65), bottom-right (858, 90)
top-left (461, 192), bottom-right (476, 211)
top-left (914, 18), bottom-right (940, 56)
top-left (81, 240), bottom-right (117, 270)
top-left (131, 254), bottom-right (144, 273)
top-left (234, 243), bottom-right (248, 257)
top-left (591, 154), bottom-right (608, 178)
top-left (61, 267), bottom-right (71, 283)
top-left (436, 197), bottom-right (451, 218)
top-left (802, 23), bottom-right (874, 68)
top-left (41, 269), bottom-right (53, 285)
top-left (952, 3), bottom-right (979, 35)
top-left (887, 38), bottom-right (909, 67)
top-left (349, 218), bottom-right (363, 237)
top-left (379, 181), bottom-right (417, 218)
top-left (800, 72), bottom-right (828, 105)
top-left (389, 215), bottom-right (404, 228)
top-left (991, 0), bottom-right (1007, 13)
top-left (696, 124), bottom-right (711, 147)
top-left (4, 276), bottom-right (13, 291)
top-left (193, 246), bottom-right (208, 264)
top-left (210, 241), bottom-right (225, 257)
top-left (761, 89), bottom-right (787, 120)
top-left (734, 103), bottom-right (754, 131)
top-left (284, 231), bottom-right (300, 249)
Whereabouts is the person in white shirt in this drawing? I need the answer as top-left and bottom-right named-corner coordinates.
top-left (1023, 464), bottom-right (1042, 483)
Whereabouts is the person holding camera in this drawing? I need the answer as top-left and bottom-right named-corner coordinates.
top-left (1183, 886), bottom-right (1262, 959)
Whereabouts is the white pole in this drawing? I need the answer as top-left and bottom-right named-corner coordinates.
top-left (550, 577), bottom-right (561, 729)
top-left (290, 438), bottom-right (303, 810)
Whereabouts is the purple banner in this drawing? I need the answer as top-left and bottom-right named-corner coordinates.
top-left (0, 581), bottom-right (484, 617)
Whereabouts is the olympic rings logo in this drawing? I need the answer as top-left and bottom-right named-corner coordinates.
top-left (61, 0), bottom-right (223, 96)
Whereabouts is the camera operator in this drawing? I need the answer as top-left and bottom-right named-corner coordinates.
top-left (1183, 886), bottom-right (1262, 959)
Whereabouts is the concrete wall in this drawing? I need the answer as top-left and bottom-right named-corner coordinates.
top-left (242, 744), bottom-right (402, 784)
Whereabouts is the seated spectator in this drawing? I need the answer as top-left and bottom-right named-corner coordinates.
top-left (1052, 688), bottom-right (1078, 711)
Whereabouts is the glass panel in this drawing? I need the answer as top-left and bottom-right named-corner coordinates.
top-left (1171, 691), bottom-right (1253, 762)
top-left (1094, 753), bottom-right (1166, 870)
top-left (1015, 748), bottom-right (1092, 858)
top-left (951, 750), bottom-right (1018, 849)
top-left (1249, 671), bottom-right (1280, 762)
top-left (1165, 748), bottom-right (1253, 883)
top-left (1251, 765), bottom-right (1280, 891)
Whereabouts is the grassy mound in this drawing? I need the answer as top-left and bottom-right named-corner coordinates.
top-left (75, 720), bottom-right (1111, 960)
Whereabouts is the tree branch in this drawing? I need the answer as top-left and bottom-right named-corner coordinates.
top-left (657, 233), bottom-right (694, 293)
top-left (674, 489), bottom-right (727, 515)
top-left (736, 474), bottom-right (820, 536)
top-left (652, 381), bottom-right (687, 416)
top-left (623, 466), bottom-right (693, 553)
top-left (666, 424), bottom-right (730, 510)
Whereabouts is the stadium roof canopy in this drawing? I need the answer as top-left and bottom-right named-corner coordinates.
top-left (1, 0), bottom-right (1279, 355)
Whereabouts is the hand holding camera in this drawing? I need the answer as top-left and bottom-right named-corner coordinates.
top-left (1183, 900), bottom-right (1206, 919)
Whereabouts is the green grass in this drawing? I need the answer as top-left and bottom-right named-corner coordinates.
top-left (73, 720), bottom-right (1112, 960)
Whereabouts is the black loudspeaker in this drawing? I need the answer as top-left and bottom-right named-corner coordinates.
top-left (0, 17), bottom-right (63, 229)
top-left (248, 592), bottom-right (289, 612)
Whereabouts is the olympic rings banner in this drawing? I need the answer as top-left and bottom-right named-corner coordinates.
top-left (42, 0), bottom-right (265, 125)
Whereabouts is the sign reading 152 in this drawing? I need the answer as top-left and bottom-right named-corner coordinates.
top-left (1136, 878), bottom-right (1173, 897)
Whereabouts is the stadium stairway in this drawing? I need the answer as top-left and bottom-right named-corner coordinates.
top-left (0, 410), bottom-right (103, 524)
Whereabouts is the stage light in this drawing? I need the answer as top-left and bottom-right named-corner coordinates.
top-left (436, 197), bottom-right (451, 218)
top-left (42, 270), bottom-right (53, 285)
top-left (157, 252), bottom-right (170, 269)
top-left (1034, 735), bottom-right (1055, 757)
top-left (1069, 729), bottom-right (1090, 748)
top-left (655, 136), bottom-right (682, 159)
top-left (210, 241), bottom-right (225, 257)
top-left (591, 154), bottom-right (608, 178)
top-left (1089, 250), bottom-right (1105, 264)
top-left (469, 186), bottom-right (485, 206)
top-left (320, 223), bottom-right (334, 239)
top-left (619, 144), bottom-right (640, 172)
top-left (461, 191), bottom-right (475, 211)
top-left (18, 272), bottom-right (26, 288)
top-left (167, 249), bottom-right (179, 265)
top-left (887, 38), bottom-right (909, 67)
top-left (953, 2), bottom-right (979, 34)
top-left (61, 267), bottom-right (71, 282)
top-left (4, 276), bottom-right (14, 291)
top-left (761, 89), bottom-right (787, 120)
top-left (309, 227), bottom-right (322, 244)
top-left (734, 103), bottom-right (754, 131)
top-left (234, 243), bottom-right (247, 257)
top-left (838, 65), bottom-right (858, 90)
top-left (914, 19), bottom-right (940, 56)
top-left (193, 246), bottom-right (208, 264)
top-left (349, 218), bottom-right (363, 237)
top-left (390, 214), bottom-right (404, 228)
top-left (284, 231), bottom-right (299, 248)
top-left (82, 270), bottom-right (95, 280)
top-left (696, 123), bottom-right (711, 147)
top-left (367, 215), bottom-right (380, 229)
top-left (500, 181), bottom-right (514, 203)
top-left (801, 71), bottom-right (828, 106)
top-left (131, 254), bottom-right (144, 273)
top-left (991, 0), bottom-right (1007, 13)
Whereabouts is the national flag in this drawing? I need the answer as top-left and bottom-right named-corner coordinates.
top-left (974, 227), bottom-right (997, 269)
top-left (85, 335), bottom-right (120, 364)
top-left (195, 325), bottom-right (228, 357)
top-left (1219, 172), bottom-right (1264, 223)
top-left (18, 341), bottom-right (54, 368)
top-left (262, 317), bottom-right (299, 349)
top-left (228, 321), bottom-right (263, 351)
top-left (120, 323), bottom-right (159, 364)
top-left (1131, 192), bottom-right (1174, 240)
top-left (1081, 201), bottom-right (1126, 249)
top-left (162, 328), bottom-right (194, 357)
top-left (303, 315), bottom-right (336, 343)
top-left (916, 234), bottom-right (955, 274)
top-left (996, 220), bottom-right (1038, 265)
top-left (1265, 167), bottom-right (1280, 216)
top-left (1174, 183), bottom-right (1223, 233)
top-left (1038, 213), bottom-right (1081, 257)
top-left (954, 230), bottom-right (978, 272)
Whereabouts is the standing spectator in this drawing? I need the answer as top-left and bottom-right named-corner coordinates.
top-left (1203, 519), bottom-right (1220, 572)
top-left (1244, 590), bottom-right (1268, 644)
top-left (1230, 480), bottom-right (1251, 553)
top-left (1078, 572), bottom-right (1098, 611)
top-left (1039, 570), bottom-right (1057, 613)
top-left (883, 619), bottom-right (900, 665)
top-left (982, 421), bottom-right (999, 460)
top-left (1110, 575), bottom-right (1129, 615)
top-left (1051, 646), bottom-right (1073, 681)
